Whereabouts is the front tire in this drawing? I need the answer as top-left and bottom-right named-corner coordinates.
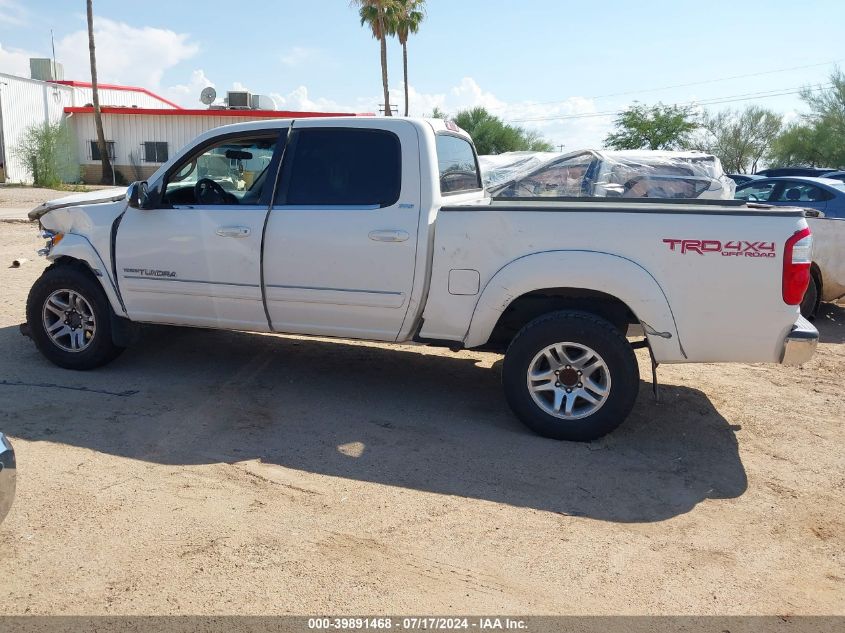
top-left (502, 311), bottom-right (639, 441)
top-left (26, 265), bottom-right (124, 370)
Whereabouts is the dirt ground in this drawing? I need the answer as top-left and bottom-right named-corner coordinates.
top-left (0, 220), bottom-right (842, 615)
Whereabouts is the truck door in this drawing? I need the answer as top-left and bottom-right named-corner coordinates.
top-left (262, 120), bottom-right (421, 341)
top-left (115, 129), bottom-right (283, 331)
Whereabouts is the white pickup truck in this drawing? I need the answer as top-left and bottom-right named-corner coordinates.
top-left (26, 117), bottom-right (818, 441)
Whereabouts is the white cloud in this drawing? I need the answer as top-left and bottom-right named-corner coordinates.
top-left (160, 69), bottom-right (215, 108)
top-left (269, 85), bottom-right (361, 113)
top-left (55, 17), bottom-right (199, 89)
top-left (0, 42), bottom-right (34, 76)
top-left (0, 0), bottom-right (27, 27)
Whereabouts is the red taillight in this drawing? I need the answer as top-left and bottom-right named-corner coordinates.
top-left (783, 227), bottom-right (813, 305)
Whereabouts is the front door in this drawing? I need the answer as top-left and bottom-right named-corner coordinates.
top-left (115, 130), bottom-right (282, 331)
top-left (262, 120), bottom-right (421, 341)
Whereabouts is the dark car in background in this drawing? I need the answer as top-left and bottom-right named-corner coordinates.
top-left (735, 176), bottom-right (845, 218)
top-left (727, 173), bottom-right (762, 185)
top-left (821, 170), bottom-right (845, 183)
top-left (755, 167), bottom-right (836, 178)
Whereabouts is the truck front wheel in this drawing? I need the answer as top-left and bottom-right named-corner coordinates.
top-left (502, 311), bottom-right (639, 441)
top-left (26, 266), bottom-right (125, 370)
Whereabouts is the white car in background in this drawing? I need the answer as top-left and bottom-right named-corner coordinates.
top-left (482, 149), bottom-right (736, 200)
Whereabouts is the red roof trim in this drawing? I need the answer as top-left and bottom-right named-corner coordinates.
top-left (64, 106), bottom-right (368, 118)
top-left (51, 80), bottom-right (183, 109)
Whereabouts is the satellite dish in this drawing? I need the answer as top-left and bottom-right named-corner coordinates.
top-left (200, 86), bottom-right (217, 106)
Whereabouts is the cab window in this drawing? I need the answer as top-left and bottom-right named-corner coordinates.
top-left (435, 134), bottom-right (481, 194)
top-left (163, 134), bottom-right (278, 206)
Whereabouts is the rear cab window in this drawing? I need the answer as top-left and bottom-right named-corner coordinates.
top-left (435, 134), bottom-right (482, 195)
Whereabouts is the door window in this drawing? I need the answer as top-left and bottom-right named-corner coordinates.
top-left (771, 182), bottom-right (832, 203)
top-left (163, 134), bottom-right (278, 206)
top-left (277, 128), bottom-right (401, 207)
top-left (735, 181), bottom-right (776, 202)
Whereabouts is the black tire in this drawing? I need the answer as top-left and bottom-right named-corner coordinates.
top-left (502, 311), bottom-right (639, 441)
top-left (26, 265), bottom-right (124, 370)
top-left (800, 273), bottom-right (819, 320)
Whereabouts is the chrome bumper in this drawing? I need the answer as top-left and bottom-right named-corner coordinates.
top-left (781, 316), bottom-right (819, 366)
top-left (0, 433), bottom-right (14, 524)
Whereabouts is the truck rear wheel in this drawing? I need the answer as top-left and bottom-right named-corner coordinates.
top-left (26, 266), bottom-right (124, 370)
top-left (502, 311), bottom-right (639, 441)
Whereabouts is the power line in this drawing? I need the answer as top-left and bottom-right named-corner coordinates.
top-left (531, 58), bottom-right (845, 106)
top-left (507, 83), bottom-right (833, 123)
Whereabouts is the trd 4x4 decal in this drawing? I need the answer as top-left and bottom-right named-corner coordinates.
top-left (663, 239), bottom-right (776, 257)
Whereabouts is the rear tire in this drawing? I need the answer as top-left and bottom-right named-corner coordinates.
top-left (26, 265), bottom-right (124, 370)
top-left (502, 311), bottom-right (639, 441)
top-left (800, 273), bottom-right (819, 320)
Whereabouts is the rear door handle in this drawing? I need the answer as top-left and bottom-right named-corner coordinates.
top-left (216, 226), bottom-right (251, 238)
top-left (369, 230), bottom-right (409, 242)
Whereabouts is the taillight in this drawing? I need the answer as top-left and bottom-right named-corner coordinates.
top-left (782, 227), bottom-right (812, 305)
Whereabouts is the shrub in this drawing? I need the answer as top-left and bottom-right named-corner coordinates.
top-left (14, 121), bottom-right (76, 188)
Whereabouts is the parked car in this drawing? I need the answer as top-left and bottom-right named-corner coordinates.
top-left (0, 433), bottom-right (15, 525)
top-left (26, 117), bottom-right (817, 442)
top-left (736, 177), bottom-right (845, 317)
top-left (821, 170), bottom-right (845, 183)
top-left (755, 167), bottom-right (835, 178)
top-left (487, 150), bottom-right (735, 200)
top-left (727, 173), bottom-right (762, 185)
top-left (735, 177), bottom-right (845, 218)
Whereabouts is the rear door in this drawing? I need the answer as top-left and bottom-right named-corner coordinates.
top-left (262, 120), bottom-right (421, 340)
top-left (770, 180), bottom-right (829, 214)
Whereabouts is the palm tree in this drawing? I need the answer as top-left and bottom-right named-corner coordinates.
top-left (86, 0), bottom-right (112, 184)
top-left (351, 0), bottom-right (394, 116)
top-left (391, 0), bottom-right (425, 117)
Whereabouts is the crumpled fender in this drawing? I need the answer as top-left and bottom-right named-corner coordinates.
top-left (463, 250), bottom-right (686, 362)
top-left (47, 233), bottom-right (127, 317)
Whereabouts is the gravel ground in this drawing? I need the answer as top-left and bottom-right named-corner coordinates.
top-left (0, 221), bottom-right (842, 615)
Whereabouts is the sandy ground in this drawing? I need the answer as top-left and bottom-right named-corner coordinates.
top-left (0, 220), bottom-right (842, 615)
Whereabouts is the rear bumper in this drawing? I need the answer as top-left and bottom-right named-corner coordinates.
top-left (780, 316), bottom-right (819, 366)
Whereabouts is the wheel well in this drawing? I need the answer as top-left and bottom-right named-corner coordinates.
top-left (810, 262), bottom-right (823, 293)
top-left (487, 288), bottom-right (637, 350)
top-left (48, 256), bottom-right (102, 285)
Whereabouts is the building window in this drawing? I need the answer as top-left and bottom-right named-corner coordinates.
top-left (89, 140), bottom-right (115, 161)
top-left (143, 141), bottom-right (169, 163)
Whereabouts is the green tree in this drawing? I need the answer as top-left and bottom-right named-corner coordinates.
top-left (452, 107), bottom-right (553, 154)
top-left (769, 69), bottom-right (845, 168)
top-left (700, 106), bottom-right (782, 173)
top-left (428, 106), bottom-right (447, 119)
top-left (87, 0), bottom-right (113, 183)
top-left (15, 121), bottom-right (75, 188)
top-left (352, 0), bottom-right (395, 116)
top-left (768, 122), bottom-right (835, 168)
top-left (605, 103), bottom-right (699, 151)
top-left (389, 0), bottom-right (425, 117)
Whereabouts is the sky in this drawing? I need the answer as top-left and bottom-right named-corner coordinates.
top-left (1, 0), bottom-right (844, 148)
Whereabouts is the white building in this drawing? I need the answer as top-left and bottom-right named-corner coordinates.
top-left (0, 61), bottom-right (360, 184)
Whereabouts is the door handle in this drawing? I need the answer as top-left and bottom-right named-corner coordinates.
top-left (216, 226), bottom-right (251, 238)
top-left (368, 230), bottom-right (409, 242)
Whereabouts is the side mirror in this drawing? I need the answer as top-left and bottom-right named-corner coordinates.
top-left (127, 181), bottom-right (149, 209)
